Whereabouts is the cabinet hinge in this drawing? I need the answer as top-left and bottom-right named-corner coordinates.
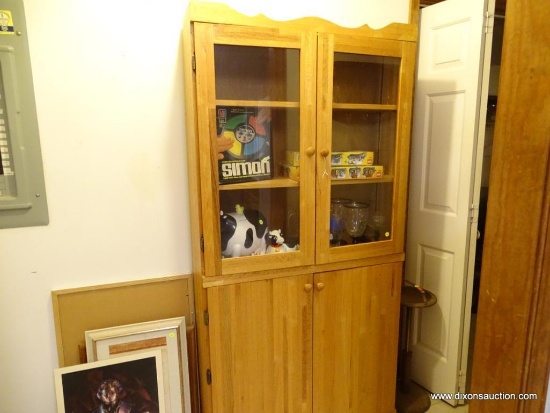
top-left (203, 309), bottom-right (209, 326)
top-left (484, 11), bottom-right (493, 34)
top-left (206, 368), bottom-right (212, 385)
top-left (469, 204), bottom-right (479, 223)
top-left (192, 55), bottom-right (196, 72)
top-left (458, 370), bottom-right (467, 394)
top-left (200, 235), bottom-right (204, 252)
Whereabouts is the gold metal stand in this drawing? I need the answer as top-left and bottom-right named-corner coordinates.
top-left (396, 284), bottom-right (437, 413)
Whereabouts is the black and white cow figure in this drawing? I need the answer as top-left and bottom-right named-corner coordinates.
top-left (220, 204), bottom-right (268, 258)
top-left (265, 229), bottom-right (299, 254)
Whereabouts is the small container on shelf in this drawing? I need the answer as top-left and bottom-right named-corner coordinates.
top-left (331, 165), bottom-right (384, 180)
top-left (279, 163), bottom-right (300, 182)
top-left (331, 151), bottom-right (374, 166)
top-left (343, 201), bottom-right (370, 244)
top-left (285, 151), bottom-right (301, 167)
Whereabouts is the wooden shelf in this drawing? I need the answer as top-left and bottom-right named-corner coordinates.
top-left (216, 100), bottom-right (300, 108)
top-left (332, 103), bottom-right (397, 111)
top-left (219, 176), bottom-right (393, 190)
top-left (219, 176), bottom-right (299, 190)
top-left (331, 175), bottom-right (394, 185)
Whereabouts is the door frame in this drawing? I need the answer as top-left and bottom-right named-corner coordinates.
top-left (469, 0), bottom-right (550, 410)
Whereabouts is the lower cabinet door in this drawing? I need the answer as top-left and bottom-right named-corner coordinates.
top-left (312, 263), bottom-right (402, 413)
top-left (206, 263), bottom-right (401, 413)
top-left (207, 274), bottom-right (314, 413)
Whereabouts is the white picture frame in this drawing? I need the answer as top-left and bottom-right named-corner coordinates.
top-left (85, 317), bottom-right (191, 413)
top-left (54, 350), bottom-right (165, 413)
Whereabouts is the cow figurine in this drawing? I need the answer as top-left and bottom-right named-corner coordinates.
top-left (265, 229), bottom-right (299, 254)
top-left (220, 204), bottom-right (268, 258)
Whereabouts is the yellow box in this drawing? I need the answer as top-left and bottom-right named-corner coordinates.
top-left (279, 163), bottom-right (300, 181)
top-left (362, 165), bottom-right (384, 178)
top-left (331, 151), bottom-right (374, 166)
top-left (285, 151), bottom-right (300, 167)
top-left (331, 165), bottom-right (383, 180)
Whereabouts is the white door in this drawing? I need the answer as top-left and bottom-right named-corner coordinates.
top-left (405, 0), bottom-right (494, 404)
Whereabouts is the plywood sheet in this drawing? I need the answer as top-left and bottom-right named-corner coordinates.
top-left (52, 275), bottom-right (192, 367)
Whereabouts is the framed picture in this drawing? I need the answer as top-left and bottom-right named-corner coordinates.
top-left (85, 317), bottom-right (191, 413)
top-left (54, 350), bottom-right (165, 413)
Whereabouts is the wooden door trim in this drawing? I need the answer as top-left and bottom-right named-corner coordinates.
top-left (469, 0), bottom-right (550, 410)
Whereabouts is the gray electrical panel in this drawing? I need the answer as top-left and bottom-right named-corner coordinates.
top-left (0, 0), bottom-right (48, 228)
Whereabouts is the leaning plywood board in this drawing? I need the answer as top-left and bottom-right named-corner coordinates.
top-left (52, 275), bottom-right (199, 412)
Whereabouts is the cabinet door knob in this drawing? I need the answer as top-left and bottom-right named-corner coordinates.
top-left (306, 147), bottom-right (316, 157)
top-left (316, 282), bottom-right (325, 291)
top-left (320, 149), bottom-right (329, 158)
top-left (304, 283), bottom-right (313, 292)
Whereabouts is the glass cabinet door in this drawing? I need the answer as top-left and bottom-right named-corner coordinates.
top-left (316, 34), bottom-right (415, 264)
top-left (193, 23), bottom-right (316, 277)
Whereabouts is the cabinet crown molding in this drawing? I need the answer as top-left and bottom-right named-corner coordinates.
top-left (186, 0), bottom-right (419, 42)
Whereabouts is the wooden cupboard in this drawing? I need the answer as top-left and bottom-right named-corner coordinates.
top-left (312, 264), bottom-right (402, 412)
top-left (207, 263), bottom-right (401, 413)
top-left (207, 274), bottom-right (313, 412)
top-left (182, 2), bottom-right (418, 412)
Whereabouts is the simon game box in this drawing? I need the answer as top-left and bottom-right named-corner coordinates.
top-left (216, 106), bottom-right (272, 184)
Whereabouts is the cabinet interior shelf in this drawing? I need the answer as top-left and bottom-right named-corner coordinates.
top-left (216, 100), bottom-right (300, 108)
top-left (215, 101), bottom-right (398, 111)
top-left (331, 175), bottom-right (394, 185)
top-left (332, 103), bottom-right (397, 111)
top-left (219, 177), bottom-right (299, 190)
top-left (218, 175), bottom-right (394, 191)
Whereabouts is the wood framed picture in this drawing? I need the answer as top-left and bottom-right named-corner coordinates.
top-left (85, 317), bottom-right (191, 413)
top-left (54, 350), bottom-right (165, 413)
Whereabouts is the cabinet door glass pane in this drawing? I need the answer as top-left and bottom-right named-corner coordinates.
top-left (215, 45), bottom-right (300, 101)
top-left (333, 53), bottom-right (399, 105)
top-left (215, 45), bottom-right (302, 260)
top-left (329, 53), bottom-right (399, 247)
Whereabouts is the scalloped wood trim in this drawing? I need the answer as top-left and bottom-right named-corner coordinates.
top-left (186, 1), bottom-right (418, 42)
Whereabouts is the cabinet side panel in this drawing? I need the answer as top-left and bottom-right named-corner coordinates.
top-left (183, 17), bottom-right (213, 413)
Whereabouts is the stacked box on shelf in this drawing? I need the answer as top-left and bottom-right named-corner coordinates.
top-left (281, 151), bottom-right (383, 181)
top-left (331, 151), bottom-right (374, 166)
top-left (331, 165), bottom-right (384, 180)
top-left (286, 151), bottom-right (300, 167)
top-left (279, 151), bottom-right (301, 182)
top-left (279, 163), bottom-right (300, 182)
top-left (330, 150), bottom-right (383, 180)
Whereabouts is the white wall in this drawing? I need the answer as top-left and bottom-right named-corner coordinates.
top-left (0, 0), bottom-right (190, 410)
top-left (201, 0), bottom-right (409, 29)
top-left (0, 0), bottom-right (409, 411)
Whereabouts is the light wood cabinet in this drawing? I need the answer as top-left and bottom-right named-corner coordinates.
top-left (182, 3), bottom-right (418, 412)
top-left (207, 274), bottom-right (313, 413)
top-left (313, 264), bottom-right (401, 412)
top-left (206, 263), bottom-right (401, 413)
